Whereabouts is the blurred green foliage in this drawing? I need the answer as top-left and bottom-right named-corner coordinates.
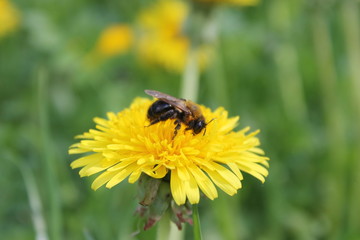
top-left (1, 0), bottom-right (359, 239)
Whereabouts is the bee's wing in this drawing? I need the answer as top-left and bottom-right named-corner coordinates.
top-left (145, 90), bottom-right (190, 114)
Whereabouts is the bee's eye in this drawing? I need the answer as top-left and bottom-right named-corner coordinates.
top-left (193, 120), bottom-right (206, 134)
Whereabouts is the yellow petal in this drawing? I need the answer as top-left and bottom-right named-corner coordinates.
top-left (128, 170), bottom-right (142, 183)
top-left (68, 148), bottom-right (90, 154)
top-left (185, 170), bottom-right (200, 204)
top-left (70, 153), bottom-right (102, 169)
top-left (107, 144), bottom-right (138, 151)
top-left (107, 158), bottom-right (137, 171)
top-left (144, 165), bottom-right (168, 178)
top-left (204, 164), bottom-right (242, 195)
top-left (218, 116), bottom-right (239, 133)
top-left (177, 166), bottom-right (190, 181)
top-left (170, 169), bottom-right (186, 205)
top-left (79, 161), bottom-right (107, 177)
top-left (93, 117), bottom-right (109, 127)
top-left (236, 162), bottom-right (268, 183)
top-left (92, 171), bottom-right (119, 190)
top-left (189, 165), bottom-right (218, 200)
top-left (227, 162), bottom-right (243, 180)
top-left (213, 163), bottom-right (242, 189)
top-left (106, 163), bottom-right (138, 188)
top-left (238, 161), bottom-right (269, 176)
top-left (249, 147), bottom-right (265, 155)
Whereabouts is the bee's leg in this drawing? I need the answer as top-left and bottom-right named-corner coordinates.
top-left (146, 110), bottom-right (176, 127)
top-left (184, 121), bottom-right (195, 135)
top-left (146, 119), bottom-right (161, 127)
top-left (173, 120), bottom-right (181, 138)
top-left (184, 128), bottom-right (196, 136)
top-left (172, 119), bottom-right (181, 139)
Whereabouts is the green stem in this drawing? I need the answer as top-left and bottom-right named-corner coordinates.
top-left (192, 204), bottom-right (203, 240)
top-left (205, 32), bottom-right (230, 109)
top-left (169, 222), bottom-right (184, 240)
top-left (156, 211), bottom-right (184, 240)
top-left (180, 50), bottom-right (200, 101)
top-left (156, 212), bottom-right (170, 240)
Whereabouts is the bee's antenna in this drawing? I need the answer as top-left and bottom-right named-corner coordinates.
top-left (207, 118), bottom-right (216, 125)
top-left (203, 118), bottom-right (216, 136)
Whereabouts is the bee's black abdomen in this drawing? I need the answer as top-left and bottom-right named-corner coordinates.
top-left (147, 100), bottom-right (173, 120)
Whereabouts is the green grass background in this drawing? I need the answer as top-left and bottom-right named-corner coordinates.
top-left (1, 0), bottom-right (359, 239)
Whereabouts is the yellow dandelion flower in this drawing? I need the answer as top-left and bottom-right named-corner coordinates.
top-left (95, 24), bottom-right (133, 57)
top-left (0, 0), bottom-right (20, 38)
top-left (196, 0), bottom-right (259, 6)
top-left (136, 0), bottom-right (211, 72)
top-left (69, 97), bottom-right (269, 205)
top-left (137, 33), bottom-right (190, 73)
top-left (138, 0), bottom-right (187, 37)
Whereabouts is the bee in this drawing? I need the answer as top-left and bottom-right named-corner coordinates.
top-left (145, 89), bottom-right (209, 138)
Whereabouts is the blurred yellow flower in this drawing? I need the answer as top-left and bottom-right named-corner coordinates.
top-left (95, 24), bottom-right (133, 57)
top-left (196, 0), bottom-right (259, 6)
top-left (0, 0), bottom-right (20, 38)
top-left (138, 33), bottom-right (189, 72)
top-left (138, 0), bottom-right (187, 37)
top-left (69, 98), bottom-right (269, 205)
top-left (136, 0), bottom-right (210, 72)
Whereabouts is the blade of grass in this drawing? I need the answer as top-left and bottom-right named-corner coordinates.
top-left (311, 6), bottom-right (348, 238)
top-left (212, 195), bottom-right (239, 240)
top-left (268, 0), bottom-right (308, 122)
top-left (340, 1), bottom-right (360, 237)
top-left (37, 67), bottom-right (62, 240)
top-left (205, 37), bottom-right (230, 109)
top-left (19, 164), bottom-right (48, 240)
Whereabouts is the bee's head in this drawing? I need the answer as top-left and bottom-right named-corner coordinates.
top-left (193, 119), bottom-right (207, 134)
top-left (193, 118), bottom-right (215, 136)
